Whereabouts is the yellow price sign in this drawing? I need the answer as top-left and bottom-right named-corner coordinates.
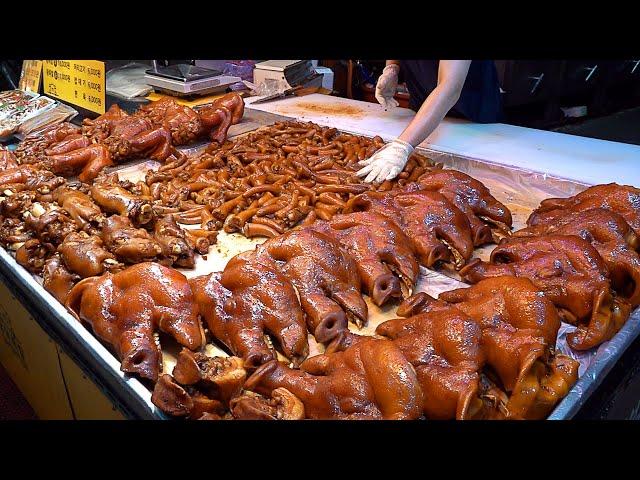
top-left (43, 60), bottom-right (105, 114)
top-left (18, 60), bottom-right (42, 93)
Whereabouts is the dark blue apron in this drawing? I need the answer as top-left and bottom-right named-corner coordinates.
top-left (400, 60), bottom-right (503, 123)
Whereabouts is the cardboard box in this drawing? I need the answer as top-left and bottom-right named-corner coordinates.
top-left (57, 348), bottom-right (125, 420)
top-left (0, 279), bottom-right (125, 420)
top-left (0, 280), bottom-right (73, 419)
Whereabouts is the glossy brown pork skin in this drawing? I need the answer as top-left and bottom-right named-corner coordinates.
top-left (81, 103), bottom-right (129, 140)
top-left (135, 99), bottom-right (203, 146)
top-left (65, 262), bottom-right (204, 382)
top-left (528, 183), bottom-right (640, 237)
top-left (369, 276), bottom-right (560, 420)
top-left (42, 253), bottom-right (79, 303)
top-left (362, 305), bottom-right (485, 420)
top-left (48, 143), bottom-right (115, 184)
top-left (411, 169), bottom-right (513, 245)
top-left (245, 336), bottom-right (423, 420)
top-left (0, 164), bottom-right (65, 193)
top-left (437, 276), bottom-right (577, 419)
top-left (437, 277), bottom-right (559, 384)
top-left (101, 215), bottom-right (162, 264)
top-left (210, 91), bottom-right (245, 124)
top-left (102, 115), bottom-right (172, 162)
top-left (190, 251), bottom-right (308, 369)
top-left (83, 104), bottom-right (173, 161)
top-left (255, 227), bottom-right (368, 343)
top-left (345, 189), bottom-right (474, 269)
top-left (14, 122), bottom-right (80, 162)
top-left (460, 235), bottom-right (630, 350)
top-left (153, 214), bottom-right (195, 268)
top-left (58, 232), bottom-right (120, 278)
top-left (306, 211), bottom-right (419, 306)
top-left (44, 133), bottom-right (91, 156)
top-left (515, 207), bottom-right (640, 307)
top-left (136, 92), bottom-right (244, 145)
top-left (51, 187), bottom-right (105, 233)
top-left (42, 96), bottom-right (242, 184)
top-left (196, 92), bottom-right (245, 144)
top-left (90, 175), bottom-right (154, 226)
top-left (0, 147), bottom-right (18, 170)
top-left (44, 105), bottom-right (172, 183)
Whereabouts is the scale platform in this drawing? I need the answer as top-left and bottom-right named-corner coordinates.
top-left (144, 64), bottom-right (241, 97)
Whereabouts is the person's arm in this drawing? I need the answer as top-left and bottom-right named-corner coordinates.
top-left (358, 60), bottom-right (472, 183)
top-left (397, 60), bottom-right (471, 146)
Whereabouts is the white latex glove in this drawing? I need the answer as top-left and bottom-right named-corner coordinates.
top-left (356, 139), bottom-right (414, 183)
top-left (375, 64), bottom-right (400, 110)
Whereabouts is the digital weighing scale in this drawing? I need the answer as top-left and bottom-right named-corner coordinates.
top-left (144, 64), bottom-right (241, 97)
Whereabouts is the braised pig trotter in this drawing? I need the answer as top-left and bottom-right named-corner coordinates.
top-left (65, 263), bottom-right (204, 381)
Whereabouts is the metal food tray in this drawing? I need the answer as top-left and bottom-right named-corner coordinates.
top-left (1, 111), bottom-right (637, 420)
top-left (0, 109), bottom-right (292, 420)
top-left (416, 147), bottom-right (640, 420)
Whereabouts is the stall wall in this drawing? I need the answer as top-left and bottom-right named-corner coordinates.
top-left (0, 280), bottom-right (72, 419)
top-left (58, 348), bottom-right (125, 420)
top-left (0, 280), bottom-right (124, 420)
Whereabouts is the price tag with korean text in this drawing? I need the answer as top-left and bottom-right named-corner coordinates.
top-left (18, 60), bottom-right (42, 93)
top-left (43, 60), bottom-right (105, 114)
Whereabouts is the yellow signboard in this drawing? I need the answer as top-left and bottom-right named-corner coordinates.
top-left (18, 60), bottom-right (42, 93)
top-left (43, 60), bottom-right (106, 114)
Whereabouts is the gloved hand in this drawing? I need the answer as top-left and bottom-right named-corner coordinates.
top-left (375, 64), bottom-right (400, 110)
top-left (356, 139), bottom-right (414, 183)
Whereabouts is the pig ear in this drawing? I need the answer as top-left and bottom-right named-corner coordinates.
top-left (325, 330), bottom-right (361, 355)
top-left (172, 348), bottom-right (202, 385)
top-left (326, 215), bottom-right (357, 231)
top-left (458, 258), bottom-right (501, 284)
top-left (538, 197), bottom-right (568, 210)
top-left (243, 359), bottom-right (281, 393)
top-left (151, 374), bottom-right (193, 417)
top-left (64, 276), bottom-right (99, 320)
top-left (567, 288), bottom-right (630, 351)
top-left (300, 354), bottom-right (330, 376)
top-left (438, 287), bottom-right (469, 304)
top-left (397, 292), bottom-right (437, 317)
top-left (375, 317), bottom-right (407, 339)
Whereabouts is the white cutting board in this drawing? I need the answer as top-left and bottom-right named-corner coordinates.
top-left (246, 94), bottom-right (415, 140)
top-left (246, 94), bottom-right (640, 186)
